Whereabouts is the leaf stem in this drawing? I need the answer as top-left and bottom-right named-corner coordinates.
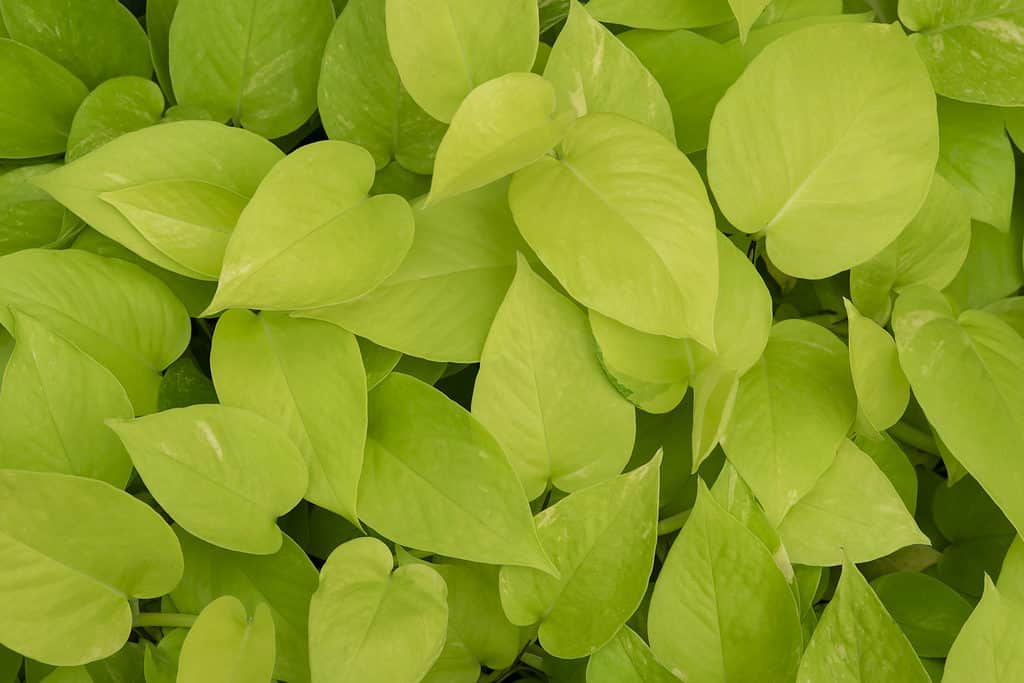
top-left (132, 612), bottom-right (197, 629)
top-left (888, 422), bottom-right (939, 455)
top-left (657, 510), bottom-right (690, 535)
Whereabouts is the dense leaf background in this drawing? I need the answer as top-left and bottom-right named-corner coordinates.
top-left (0, 0), bottom-right (1023, 680)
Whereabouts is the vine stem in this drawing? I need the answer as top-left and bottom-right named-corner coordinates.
top-left (132, 612), bottom-right (197, 629)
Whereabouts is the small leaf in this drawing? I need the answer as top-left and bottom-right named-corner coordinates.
top-left (427, 73), bottom-right (574, 204)
top-left (648, 483), bottom-right (803, 682)
top-left (65, 77), bottom-right (165, 162)
top-left (176, 597), bottom-right (275, 683)
top-left (585, 626), bottom-right (679, 683)
top-left (796, 559), bottom-right (929, 682)
top-left (359, 373), bottom-right (554, 572)
top-left (108, 405), bottom-right (309, 554)
top-left (211, 309), bottom-right (367, 526)
top-left (871, 572), bottom-right (973, 657)
top-left (0, 163), bottom-right (77, 256)
top-left (0, 310), bottom-right (133, 487)
top-left (473, 255), bottom-right (635, 500)
top-left (510, 113), bottom-right (718, 343)
top-left (543, 2), bottom-right (675, 142)
top-left (168, 0), bottom-right (335, 138)
top-left (0, 470), bottom-right (182, 666)
top-left (208, 140), bottom-right (414, 312)
top-left (309, 537), bottom-right (448, 683)
top-left (385, 0), bottom-right (539, 122)
top-left (586, 0), bottom-right (732, 29)
top-left (844, 299), bottom-right (910, 432)
top-left (499, 455), bottom-right (660, 658)
top-left (142, 630), bottom-right (185, 683)
top-left (943, 218), bottom-right (1024, 310)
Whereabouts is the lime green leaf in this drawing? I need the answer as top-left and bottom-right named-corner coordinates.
top-left (850, 174), bottom-right (971, 323)
top-left (998, 536), bottom-right (1024, 599)
top-left (871, 572), bottom-right (973, 657)
top-left (393, 355), bottom-right (446, 385)
top-left (70, 228), bottom-right (215, 318)
top-left (39, 668), bottom-right (91, 683)
top-left (168, 0), bottom-right (335, 138)
top-left (691, 366), bottom-right (739, 469)
top-left (1007, 107), bottom-right (1024, 150)
top-left (143, 630), bottom-right (185, 683)
top-left (722, 319), bottom-right (856, 523)
top-left (170, 528), bottom-right (318, 683)
top-left (853, 434), bottom-right (918, 513)
top-left (648, 483), bottom-right (803, 682)
top-left (385, 0), bottom-right (539, 122)
top-left (176, 597), bottom-right (274, 683)
top-left (0, 470), bottom-right (182, 666)
top-left (0, 0), bottom-right (150, 88)
top-left (778, 440), bottom-right (929, 566)
top-left (318, 0), bottom-right (445, 174)
top-left (65, 77), bottom-right (164, 162)
top-left (797, 559), bottom-right (930, 682)
top-left (510, 113), bottom-right (718, 344)
top-left (211, 309), bottom-right (367, 526)
top-left (371, 162), bottom-right (431, 199)
top-left (0, 163), bottom-right (76, 255)
top-left (473, 256), bottom-right (635, 500)
top-left (0, 311), bottom-right (132, 487)
top-left (893, 286), bottom-right (1024, 539)
top-left (900, 0), bottom-right (1024, 105)
top-left (208, 140), bottom-right (414, 312)
top-left (300, 179), bottom-right (523, 363)
top-left (108, 405), bottom-right (308, 554)
top-left (428, 73), bottom-right (574, 204)
top-left (543, 2), bottom-right (675, 142)
top-left (0, 39), bottom-right (87, 158)
top-left (937, 98), bottom-right (1016, 231)
top-left (33, 121), bottom-right (283, 279)
top-left (421, 640), bottom-right (478, 683)
top-left (0, 249), bottom-right (190, 413)
top-left (360, 373), bottom-right (554, 572)
top-left (844, 299), bottom-right (910, 432)
top-left (586, 626), bottom-right (679, 683)
top-left (358, 338), bottom-right (401, 390)
top-left (943, 578), bottom-right (1024, 681)
top-left (586, 0), bottom-right (732, 29)
top-left (499, 455), bottom-right (660, 658)
top-left (309, 538), bottom-right (448, 683)
top-left (146, 0), bottom-right (179, 100)
top-left (944, 219), bottom-right (1024, 310)
top-left (987, 296), bottom-right (1024, 337)
top-left (707, 23), bottom-right (938, 278)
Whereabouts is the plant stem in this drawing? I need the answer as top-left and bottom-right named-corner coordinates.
top-left (888, 422), bottom-right (939, 455)
top-left (657, 510), bottom-right (690, 535)
top-left (132, 612), bottom-right (197, 629)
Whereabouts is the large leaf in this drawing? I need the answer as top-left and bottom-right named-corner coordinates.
top-left (648, 483), bottom-right (803, 682)
top-left (108, 405), bottom-right (309, 554)
top-left (871, 572), bottom-right (973, 657)
top-left (899, 0), bottom-right (1024, 105)
top-left (33, 121), bottom-right (283, 279)
top-left (207, 140), bottom-right (414, 312)
top-left (543, 2), bottom-right (675, 142)
top-left (309, 538), bottom-right (448, 683)
top-left (893, 286), bottom-right (1024, 539)
top-left (359, 373), bottom-right (554, 572)
top-left (176, 597), bottom-right (275, 683)
top-left (65, 77), bottom-right (165, 162)
top-left (722, 319), bottom-right (856, 523)
top-left (170, 529), bottom-right (318, 683)
top-left (844, 299), bottom-right (910, 432)
top-left (211, 310), bottom-right (367, 526)
top-left (0, 311), bottom-right (132, 487)
top-left (385, 0), bottom-right (539, 122)
top-left (937, 98), bottom-right (1016, 232)
top-left (707, 23), bottom-right (938, 278)
top-left (777, 440), bottom-right (929, 566)
top-left (300, 180), bottom-right (523, 363)
top-left (427, 73), bottom-right (574, 204)
top-left (0, 0), bottom-right (150, 88)
top-left (850, 174), bottom-right (971, 323)
top-left (796, 559), bottom-right (929, 682)
top-left (317, 0), bottom-right (445, 174)
top-left (0, 249), bottom-right (189, 413)
top-left (586, 627), bottom-right (679, 683)
top-left (472, 255), bottom-right (635, 500)
top-left (586, 0), bottom-right (732, 29)
top-left (944, 578), bottom-right (1024, 681)
top-left (168, 0), bottom-right (335, 138)
top-left (0, 470), bottom-right (182, 666)
top-left (509, 113), bottom-right (718, 344)
top-left (0, 39), bottom-right (87, 158)
top-left (0, 163), bottom-right (77, 255)
top-left (499, 455), bottom-right (660, 658)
